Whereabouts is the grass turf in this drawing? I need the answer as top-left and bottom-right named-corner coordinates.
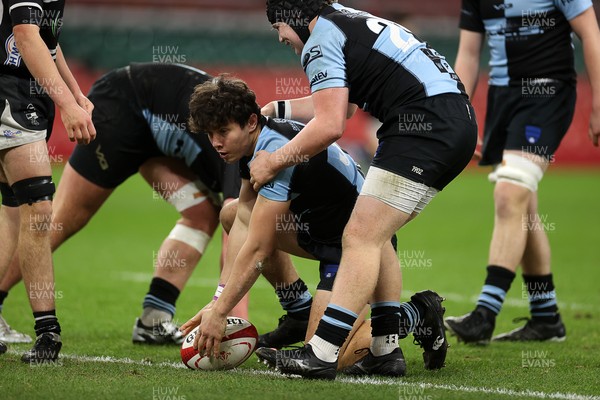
top-left (0, 166), bottom-right (599, 400)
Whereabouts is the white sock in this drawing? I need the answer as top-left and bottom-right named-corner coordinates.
top-left (308, 335), bottom-right (340, 363)
top-left (370, 334), bottom-right (399, 357)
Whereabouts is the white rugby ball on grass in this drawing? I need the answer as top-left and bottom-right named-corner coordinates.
top-left (181, 317), bottom-right (258, 370)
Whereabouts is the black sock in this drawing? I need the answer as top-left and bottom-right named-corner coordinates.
top-left (275, 278), bottom-right (312, 320)
top-left (314, 305), bottom-right (357, 347)
top-left (475, 265), bottom-right (515, 316)
top-left (0, 290), bottom-right (8, 313)
top-left (399, 300), bottom-right (425, 339)
top-left (142, 278), bottom-right (180, 317)
top-left (33, 310), bottom-right (61, 336)
top-left (523, 274), bottom-right (559, 323)
top-left (371, 302), bottom-right (401, 337)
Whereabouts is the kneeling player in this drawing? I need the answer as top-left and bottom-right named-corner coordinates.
top-left (180, 76), bottom-right (447, 377)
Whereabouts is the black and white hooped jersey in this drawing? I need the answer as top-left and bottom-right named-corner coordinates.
top-left (1, 0), bottom-right (65, 79)
top-left (460, 0), bottom-right (592, 86)
top-left (303, 3), bottom-right (466, 123)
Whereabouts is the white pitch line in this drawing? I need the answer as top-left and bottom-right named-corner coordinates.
top-left (8, 350), bottom-right (599, 400)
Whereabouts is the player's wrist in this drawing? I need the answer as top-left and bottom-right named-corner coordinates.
top-left (275, 100), bottom-right (292, 119)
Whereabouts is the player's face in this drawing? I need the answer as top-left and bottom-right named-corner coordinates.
top-left (273, 22), bottom-right (303, 55)
top-left (208, 117), bottom-right (258, 163)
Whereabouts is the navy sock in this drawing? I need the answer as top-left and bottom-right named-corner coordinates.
top-left (524, 274), bottom-right (559, 323)
top-left (143, 278), bottom-right (180, 317)
top-left (276, 278), bottom-right (312, 320)
top-left (476, 265), bottom-right (515, 316)
top-left (314, 304), bottom-right (358, 347)
top-left (33, 310), bottom-right (61, 336)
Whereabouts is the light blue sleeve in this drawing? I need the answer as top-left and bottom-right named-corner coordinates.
top-left (554, 0), bottom-right (592, 20)
top-left (253, 129), bottom-right (295, 202)
top-left (303, 17), bottom-right (348, 93)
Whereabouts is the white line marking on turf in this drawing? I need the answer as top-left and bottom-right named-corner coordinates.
top-left (8, 350), bottom-right (598, 400)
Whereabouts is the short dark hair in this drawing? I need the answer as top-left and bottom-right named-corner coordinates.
top-left (188, 75), bottom-right (261, 134)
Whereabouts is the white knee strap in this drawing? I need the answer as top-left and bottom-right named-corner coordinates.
top-left (495, 154), bottom-right (544, 192)
top-left (167, 224), bottom-right (211, 253)
top-left (166, 181), bottom-right (222, 212)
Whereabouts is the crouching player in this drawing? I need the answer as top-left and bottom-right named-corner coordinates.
top-left (180, 76), bottom-right (448, 377)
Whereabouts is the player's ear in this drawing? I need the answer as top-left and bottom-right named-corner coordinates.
top-left (247, 113), bottom-right (259, 131)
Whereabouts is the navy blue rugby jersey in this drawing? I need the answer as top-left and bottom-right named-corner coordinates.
top-left (459, 0), bottom-right (592, 86)
top-left (240, 117), bottom-right (363, 241)
top-left (1, 0), bottom-right (65, 79)
top-left (127, 62), bottom-right (235, 194)
top-left (302, 2), bottom-right (466, 123)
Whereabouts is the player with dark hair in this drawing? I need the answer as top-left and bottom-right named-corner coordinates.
top-left (0, 63), bottom-right (246, 346)
top-left (181, 76), bottom-right (447, 378)
top-left (444, 0), bottom-right (600, 343)
top-left (0, 0), bottom-right (95, 362)
top-left (246, 0), bottom-right (478, 379)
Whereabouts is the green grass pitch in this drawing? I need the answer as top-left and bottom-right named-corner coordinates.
top-left (0, 166), bottom-right (599, 400)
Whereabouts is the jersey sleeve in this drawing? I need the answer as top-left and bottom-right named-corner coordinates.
top-left (239, 156), bottom-right (252, 180)
top-left (252, 131), bottom-right (294, 202)
top-left (554, 0), bottom-right (592, 21)
top-left (303, 18), bottom-right (348, 93)
top-left (8, 0), bottom-right (44, 27)
top-left (459, 0), bottom-right (485, 33)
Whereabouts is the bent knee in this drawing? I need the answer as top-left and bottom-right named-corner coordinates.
top-left (219, 199), bottom-right (238, 234)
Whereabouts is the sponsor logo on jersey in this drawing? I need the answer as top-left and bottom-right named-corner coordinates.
top-left (4, 34), bottom-right (22, 67)
top-left (493, 3), bottom-right (513, 11)
top-left (310, 71), bottom-right (328, 86)
top-left (302, 45), bottom-right (323, 69)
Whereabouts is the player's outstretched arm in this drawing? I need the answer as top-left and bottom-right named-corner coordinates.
top-left (193, 194), bottom-right (290, 357)
top-left (13, 24), bottom-right (96, 144)
top-left (262, 96), bottom-right (357, 124)
top-left (570, 7), bottom-right (600, 147)
top-left (55, 45), bottom-right (94, 116)
top-left (250, 87), bottom-right (349, 190)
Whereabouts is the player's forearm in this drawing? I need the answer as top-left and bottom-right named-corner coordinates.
top-left (269, 117), bottom-right (343, 171)
top-left (581, 32), bottom-right (600, 111)
top-left (213, 244), bottom-right (269, 318)
top-left (218, 215), bottom-right (248, 286)
top-left (454, 55), bottom-right (480, 100)
top-left (55, 46), bottom-right (84, 99)
top-left (14, 30), bottom-right (76, 108)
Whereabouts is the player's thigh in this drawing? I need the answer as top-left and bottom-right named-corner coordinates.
top-left (140, 157), bottom-right (220, 232)
top-left (0, 141), bottom-right (52, 184)
top-left (275, 225), bottom-right (316, 260)
top-left (51, 162), bottom-right (114, 247)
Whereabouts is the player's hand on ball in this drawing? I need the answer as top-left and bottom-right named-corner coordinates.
top-left (249, 150), bottom-right (277, 191)
top-left (194, 308), bottom-right (227, 358)
top-left (60, 102), bottom-right (96, 145)
top-left (180, 300), bottom-right (215, 336)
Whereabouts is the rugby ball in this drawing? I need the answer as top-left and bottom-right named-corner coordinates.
top-left (181, 317), bottom-right (258, 370)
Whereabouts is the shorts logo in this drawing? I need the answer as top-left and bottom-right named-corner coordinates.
top-left (95, 145), bottom-right (109, 170)
top-left (4, 34), bottom-right (22, 67)
top-left (525, 125), bottom-right (542, 144)
top-left (302, 45), bottom-right (323, 70)
top-left (25, 104), bottom-right (40, 126)
top-left (412, 166), bottom-right (423, 175)
top-left (2, 129), bottom-right (23, 138)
